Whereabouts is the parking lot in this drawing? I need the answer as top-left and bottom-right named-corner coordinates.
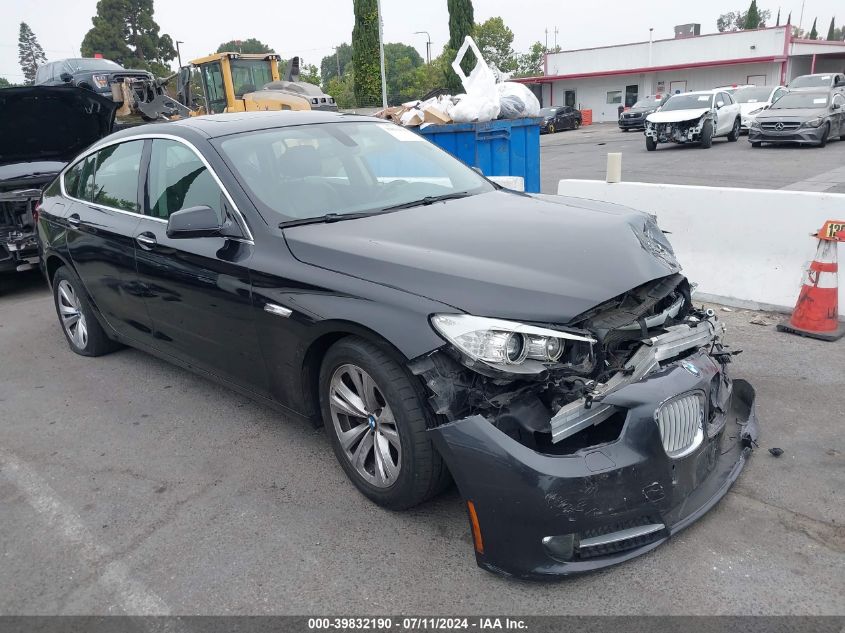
top-left (2, 211), bottom-right (844, 614)
top-left (540, 122), bottom-right (845, 194)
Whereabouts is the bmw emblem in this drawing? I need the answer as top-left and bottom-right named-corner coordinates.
top-left (681, 361), bottom-right (700, 377)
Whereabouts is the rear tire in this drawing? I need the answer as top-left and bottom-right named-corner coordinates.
top-left (319, 336), bottom-right (450, 510)
top-left (700, 119), bottom-right (714, 148)
top-left (547, 123), bottom-right (555, 134)
top-left (727, 118), bottom-right (741, 141)
top-left (574, 119), bottom-right (581, 129)
top-left (52, 267), bottom-right (121, 357)
top-left (645, 136), bottom-right (657, 151)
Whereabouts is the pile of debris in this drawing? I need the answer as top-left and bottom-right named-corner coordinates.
top-left (375, 36), bottom-right (540, 128)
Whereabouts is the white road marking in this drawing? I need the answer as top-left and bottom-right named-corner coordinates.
top-left (0, 449), bottom-right (173, 617)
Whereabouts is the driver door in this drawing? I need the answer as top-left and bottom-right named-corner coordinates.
top-left (132, 137), bottom-right (270, 396)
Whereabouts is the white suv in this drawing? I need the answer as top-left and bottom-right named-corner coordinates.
top-left (645, 90), bottom-right (742, 150)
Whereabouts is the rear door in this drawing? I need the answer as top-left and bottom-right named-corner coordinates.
top-left (133, 137), bottom-right (269, 395)
top-left (64, 140), bottom-right (155, 342)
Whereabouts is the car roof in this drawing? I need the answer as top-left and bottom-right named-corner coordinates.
top-left (104, 111), bottom-right (382, 142)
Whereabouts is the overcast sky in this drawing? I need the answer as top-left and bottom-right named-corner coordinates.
top-left (2, 0), bottom-right (841, 81)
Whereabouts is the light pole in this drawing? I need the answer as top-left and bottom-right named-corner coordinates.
top-left (175, 40), bottom-right (183, 68)
top-left (376, 0), bottom-right (387, 108)
top-left (413, 31), bottom-right (432, 64)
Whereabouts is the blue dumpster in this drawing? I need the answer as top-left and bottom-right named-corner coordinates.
top-left (416, 118), bottom-right (541, 192)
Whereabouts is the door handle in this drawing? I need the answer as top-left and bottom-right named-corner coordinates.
top-left (67, 213), bottom-right (81, 227)
top-left (135, 232), bottom-right (157, 249)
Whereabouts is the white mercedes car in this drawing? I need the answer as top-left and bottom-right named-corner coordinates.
top-left (731, 85), bottom-right (789, 131)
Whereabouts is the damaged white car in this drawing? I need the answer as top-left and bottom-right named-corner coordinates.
top-left (645, 90), bottom-right (741, 150)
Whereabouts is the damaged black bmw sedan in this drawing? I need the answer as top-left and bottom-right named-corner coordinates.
top-left (37, 111), bottom-right (759, 579)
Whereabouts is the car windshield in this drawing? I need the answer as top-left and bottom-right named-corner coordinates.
top-left (539, 108), bottom-right (558, 116)
top-left (68, 59), bottom-right (123, 72)
top-left (733, 87), bottom-right (773, 103)
top-left (216, 121), bottom-right (494, 223)
top-left (770, 92), bottom-right (829, 109)
top-left (632, 96), bottom-right (661, 108)
top-left (790, 75), bottom-right (831, 88)
top-left (660, 94), bottom-right (712, 111)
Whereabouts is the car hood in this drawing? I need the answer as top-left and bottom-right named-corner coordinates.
top-left (284, 191), bottom-right (681, 324)
top-left (738, 102), bottom-right (769, 115)
top-left (757, 107), bottom-right (826, 120)
top-left (0, 86), bottom-right (116, 168)
top-left (625, 106), bottom-right (656, 115)
top-left (647, 108), bottom-right (709, 123)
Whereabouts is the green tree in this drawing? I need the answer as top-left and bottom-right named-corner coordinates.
top-left (775, 8), bottom-right (780, 26)
top-left (447, 0), bottom-right (475, 93)
top-left (216, 38), bottom-right (272, 54)
top-left (384, 42), bottom-right (423, 103)
top-left (514, 41), bottom-right (545, 78)
top-left (352, 0), bottom-right (381, 106)
top-left (81, 0), bottom-right (176, 76)
top-left (18, 23), bottom-right (47, 85)
top-left (326, 71), bottom-right (355, 108)
top-left (827, 17), bottom-right (836, 40)
top-left (809, 18), bottom-right (818, 39)
top-left (0, 77), bottom-right (11, 88)
top-left (320, 43), bottom-right (352, 86)
top-left (474, 16), bottom-right (516, 73)
top-left (717, 6), bottom-right (770, 31)
top-left (744, 0), bottom-right (762, 28)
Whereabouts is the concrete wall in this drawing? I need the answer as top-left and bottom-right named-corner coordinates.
top-left (555, 179), bottom-right (844, 314)
top-left (546, 27), bottom-right (788, 76)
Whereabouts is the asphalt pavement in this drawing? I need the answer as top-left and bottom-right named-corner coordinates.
top-left (1, 270), bottom-right (843, 615)
top-left (540, 122), bottom-right (845, 194)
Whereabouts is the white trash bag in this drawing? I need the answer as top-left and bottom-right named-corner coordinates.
top-left (449, 36), bottom-right (500, 123)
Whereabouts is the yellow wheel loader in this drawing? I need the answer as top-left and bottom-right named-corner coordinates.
top-left (175, 52), bottom-right (337, 115)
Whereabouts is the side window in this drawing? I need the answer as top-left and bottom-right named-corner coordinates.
top-left (201, 62), bottom-right (227, 114)
top-left (147, 139), bottom-right (224, 222)
top-left (91, 141), bottom-right (144, 212)
top-left (63, 155), bottom-right (96, 200)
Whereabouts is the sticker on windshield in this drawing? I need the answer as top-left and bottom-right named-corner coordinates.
top-left (378, 123), bottom-right (424, 141)
top-left (814, 98), bottom-right (827, 104)
top-left (698, 96), bottom-right (710, 101)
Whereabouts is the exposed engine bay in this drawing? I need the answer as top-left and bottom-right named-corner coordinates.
top-left (0, 188), bottom-right (41, 276)
top-left (646, 118), bottom-right (707, 144)
top-left (411, 273), bottom-right (734, 454)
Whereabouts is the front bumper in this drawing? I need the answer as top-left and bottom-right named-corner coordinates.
top-left (619, 116), bottom-right (646, 129)
top-left (430, 350), bottom-right (759, 579)
top-left (749, 125), bottom-right (825, 144)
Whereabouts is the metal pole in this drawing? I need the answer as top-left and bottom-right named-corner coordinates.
top-left (377, 0), bottom-right (387, 108)
top-left (175, 40), bottom-right (183, 68)
top-left (336, 47), bottom-right (341, 77)
top-left (413, 31), bottom-right (432, 64)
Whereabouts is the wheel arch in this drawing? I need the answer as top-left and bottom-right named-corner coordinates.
top-left (298, 320), bottom-right (435, 426)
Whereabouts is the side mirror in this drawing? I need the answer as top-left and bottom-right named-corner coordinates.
top-left (834, 103), bottom-right (842, 110)
top-left (60, 72), bottom-right (73, 83)
top-left (166, 205), bottom-right (240, 239)
top-left (716, 102), bottom-right (725, 109)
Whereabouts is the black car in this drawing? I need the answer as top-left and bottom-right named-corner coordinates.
top-left (34, 58), bottom-right (153, 99)
top-left (0, 86), bottom-right (115, 289)
top-left (539, 106), bottom-right (581, 133)
top-left (749, 89), bottom-right (845, 147)
top-left (37, 111), bottom-right (759, 579)
top-left (619, 95), bottom-right (665, 131)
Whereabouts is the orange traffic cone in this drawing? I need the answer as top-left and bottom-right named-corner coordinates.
top-left (777, 220), bottom-right (845, 342)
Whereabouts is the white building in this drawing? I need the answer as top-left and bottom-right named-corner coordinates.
top-left (517, 26), bottom-right (845, 122)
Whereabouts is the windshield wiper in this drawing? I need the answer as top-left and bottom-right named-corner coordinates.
top-left (278, 212), bottom-right (378, 229)
top-left (379, 191), bottom-right (473, 212)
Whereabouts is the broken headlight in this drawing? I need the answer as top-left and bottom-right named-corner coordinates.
top-left (430, 314), bottom-right (595, 370)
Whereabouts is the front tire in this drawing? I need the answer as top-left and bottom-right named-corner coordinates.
top-left (319, 336), bottom-right (449, 510)
top-left (52, 267), bottom-right (121, 357)
top-left (547, 123), bottom-right (555, 134)
top-left (645, 136), bottom-right (657, 151)
top-left (727, 118), bottom-right (741, 141)
top-left (700, 119), bottom-right (714, 148)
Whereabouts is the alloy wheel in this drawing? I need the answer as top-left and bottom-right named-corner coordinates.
top-left (57, 280), bottom-right (88, 349)
top-left (328, 363), bottom-right (401, 488)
